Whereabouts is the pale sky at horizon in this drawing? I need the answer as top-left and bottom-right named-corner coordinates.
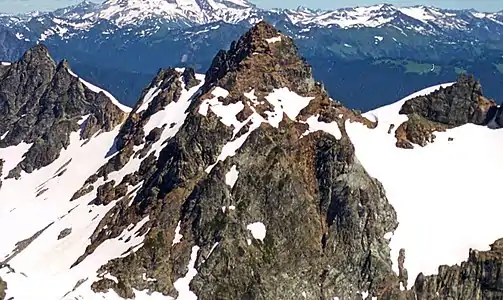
top-left (0, 0), bottom-right (501, 14)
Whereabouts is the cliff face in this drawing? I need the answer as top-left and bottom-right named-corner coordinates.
top-left (394, 74), bottom-right (500, 149)
top-left (0, 45), bottom-right (128, 179)
top-left (378, 239), bottom-right (503, 300)
top-left (0, 277), bottom-right (5, 300)
top-left (62, 21), bottom-right (398, 299)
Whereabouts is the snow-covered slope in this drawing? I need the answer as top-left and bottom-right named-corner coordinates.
top-left (346, 83), bottom-right (503, 288)
top-left (0, 64), bottom-right (205, 299)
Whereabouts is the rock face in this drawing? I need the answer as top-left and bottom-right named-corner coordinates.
top-left (0, 277), bottom-right (5, 300)
top-left (0, 45), bottom-right (128, 178)
top-left (378, 238), bottom-right (503, 300)
top-left (395, 74), bottom-right (499, 148)
top-left (70, 21), bottom-right (398, 299)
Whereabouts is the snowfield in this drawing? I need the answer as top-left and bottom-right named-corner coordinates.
top-left (346, 83), bottom-right (503, 288)
top-left (0, 69), bottom-right (205, 300)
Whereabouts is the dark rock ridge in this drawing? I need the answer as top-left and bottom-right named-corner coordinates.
top-left (0, 276), bottom-right (5, 300)
top-left (69, 21), bottom-right (401, 299)
top-left (0, 44), bottom-right (127, 179)
top-left (69, 66), bottom-right (201, 204)
top-left (395, 74), bottom-right (500, 148)
top-left (379, 238), bottom-right (503, 300)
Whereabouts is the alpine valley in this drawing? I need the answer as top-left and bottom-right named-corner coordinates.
top-left (2, 0), bottom-right (503, 111)
top-left (2, 18), bottom-right (503, 300)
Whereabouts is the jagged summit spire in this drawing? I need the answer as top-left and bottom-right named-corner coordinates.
top-left (204, 21), bottom-right (317, 97)
top-left (19, 44), bottom-right (55, 67)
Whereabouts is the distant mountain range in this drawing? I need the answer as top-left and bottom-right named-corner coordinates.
top-left (1, 0), bottom-right (503, 110)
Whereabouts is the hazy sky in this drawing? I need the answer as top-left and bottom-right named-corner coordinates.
top-left (0, 0), bottom-right (502, 14)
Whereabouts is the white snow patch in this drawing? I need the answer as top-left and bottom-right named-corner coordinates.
top-left (345, 82), bottom-right (503, 289)
top-left (173, 246), bottom-right (200, 300)
top-left (172, 221), bottom-right (183, 246)
top-left (229, 205), bottom-right (236, 210)
top-left (264, 87), bottom-right (314, 127)
top-left (225, 165), bottom-right (239, 188)
top-left (136, 85), bottom-right (162, 113)
top-left (198, 87), bottom-right (238, 125)
top-left (266, 35), bottom-right (282, 43)
top-left (143, 73), bottom-right (205, 157)
top-left (205, 110), bottom-right (263, 173)
top-left (205, 87), bottom-right (313, 173)
top-left (0, 112), bottom-right (163, 300)
top-left (399, 7), bottom-right (437, 23)
top-left (0, 142), bottom-right (33, 177)
top-left (0, 62), bottom-right (10, 66)
top-left (244, 89), bottom-right (259, 105)
top-left (207, 242), bottom-right (219, 259)
top-left (67, 69), bottom-right (131, 113)
top-left (246, 222), bottom-right (266, 242)
top-left (104, 273), bottom-right (119, 283)
top-left (142, 273), bottom-right (157, 282)
top-left (0, 131), bottom-right (9, 140)
top-left (301, 115), bottom-right (342, 139)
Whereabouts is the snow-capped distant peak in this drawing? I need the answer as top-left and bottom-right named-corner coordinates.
top-left (91, 0), bottom-right (255, 26)
top-left (2, 1), bottom-right (503, 42)
top-left (283, 3), bottom-right (500, 30)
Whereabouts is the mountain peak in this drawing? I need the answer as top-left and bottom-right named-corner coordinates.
top-left (394, 73), bottom-right (497, 148)
top-left (19, 44), bottom-right (54, 67)
top-left (204, 21), bottom-right (316, 97)
top-left (0, 46), bottom-right (127, 177)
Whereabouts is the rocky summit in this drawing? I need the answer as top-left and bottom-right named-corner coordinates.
top-left (1, 21), bottom-right (503, 300)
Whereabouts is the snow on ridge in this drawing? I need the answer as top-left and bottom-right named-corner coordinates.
top-left (301, 115), bottom-right (342, 139)
top-left (143, 72), bottom-right (205, 158)
top-left (67, 68), bottom-right (132, 113)
top-left (1, 62), bottom-right (11, 66)
top-left (264, 87), bottom-right (314, 127)
top-left (266, 35), bottom-right (282, 43)
top-left (346, 82), bottom-right (503, 290)
top-left (136, 85), bottom-right (162, 113)
top-left (0, 142), bottom-right (33, 178)
top-left (202, 86), bottom-right (314, 173)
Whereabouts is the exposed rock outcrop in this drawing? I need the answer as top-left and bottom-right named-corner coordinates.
top-left (0, 159), bottom-right (3, 189)
top-left (0, 45), bottom-right (128, 177)
top-left (380, 239), bottom-right (503, 300)
top-left (0, 276), bottom-right (5, 300)
top-left (396, 74), bottom-right (498, 148)
top-left (71, 21), bottom-right (398, 299)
